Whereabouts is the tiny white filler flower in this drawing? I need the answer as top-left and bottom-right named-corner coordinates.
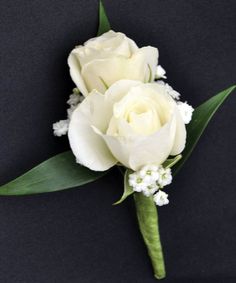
top-left (67, 105), bottom-right (77, 119)
top-left (139, 165), bottom-right (159, 184)
top-left (129, 164), bottom-right (173, 198)
top-left (67, 91), bottom-right (84, 106)
top-left (155, 65), bottom-right (167, 79)
top-left (177, 101), bottom-right (194, 124)
top-left (67, 93), bottom-right (81, 106)
top-left (153, 191), bottom-right (169, 206)
top-left (156, 80), bottom-right (165, 86)
top-left (158, 167), bottom-right (172, 187)
top-left (165, 83), bottom-right (181, 100)
top-left (128, 172), bottom-right (147, 192)
top-left (52, 89), bottom-right (84, 137)
top-left (53, 120), bottom-right (69, 136)
top-left (143, 183), bottom-right (159, 197)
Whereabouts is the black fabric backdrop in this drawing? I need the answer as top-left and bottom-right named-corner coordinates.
top-left (0, 0), bottom-right (235, 282)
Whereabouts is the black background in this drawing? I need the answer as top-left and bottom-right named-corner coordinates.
top-left (0, 0), bottom-right (236, 282)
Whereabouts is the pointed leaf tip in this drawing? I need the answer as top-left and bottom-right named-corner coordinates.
top-left (97, 0), bottom-right (111, 36)
top-left (113, 169), bottom-right (133, 205)
top-left (173, 85), bottom-right (236, 175)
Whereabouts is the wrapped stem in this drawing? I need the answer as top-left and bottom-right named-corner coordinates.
top-left (134, 193), bottom-right (166, 280)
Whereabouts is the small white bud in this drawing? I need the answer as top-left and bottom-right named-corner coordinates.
top-left (72, 88), bottom-right (80, 94)
top-left (53, 120), bottom-right (69, 136)
top-left (139, 165), bottom-right (160, 184)
top-left (177, 101), bottom-right (194, 124)
top-left (154, 190), bottom-right (169, 206)
top-left (143, 183), bottom-right (159, 197)
top-left (158, 167), bottom-right (172, 187)
top-left (155, 65), bottom-right (167, 79)
top-left (67, 93), bottom-right (81, 106)
top-left (156, 80), bottom-right (165, 85)
top-left (53, 90), bottom-right (84, 138)
top-left (128, 172), bottom-right (147, 192)
top-left (165, 83), bottom-right (181, 100)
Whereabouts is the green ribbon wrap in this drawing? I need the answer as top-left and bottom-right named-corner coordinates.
top-left (134, 193), bottom-right (166, 280)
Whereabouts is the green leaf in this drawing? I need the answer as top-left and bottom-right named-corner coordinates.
top-left (0, 151), bottom-right (107, 195)
top-left (163, 154), bottom-right (182, 169)
top-left (97, 1), bottom-right (111, 36)
top-left (134, 193), bottom-right (166, 279)
top-left (113, 169), bottom-right (133, 205)
top-left (173, 85), bottom-right (236, 175)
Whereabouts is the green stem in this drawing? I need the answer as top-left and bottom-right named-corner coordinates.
top-left (133, 193), bottom-right (166, 280)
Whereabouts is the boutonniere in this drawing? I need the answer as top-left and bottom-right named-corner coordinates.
top-left (1, 1), bottom-right (235, 280)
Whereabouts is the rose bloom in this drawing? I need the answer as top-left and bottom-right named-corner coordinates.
top-left (68, 80), bottom-right (186, 171)
top-left (68, 30), bottom-right (158, 96)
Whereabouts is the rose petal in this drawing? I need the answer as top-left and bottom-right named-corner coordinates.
top-left (127, 46), bottom-right (158, 82)
top-left (170, 107), bottom-right (187, 155)
top-left (100, 115), bottom-right (176, 170)
top-left (68, 92), bottom-right (117, 171)
top-left (81, 57), bottom-right (128, 93)
top-left (85, 30), bottom-right (139, 57)
top-left (81, 46), bottom-right (158, 93)
top-left (105, 79), bottom-right (142, 105)
top-left (68, 53), bottom-right (89, 96)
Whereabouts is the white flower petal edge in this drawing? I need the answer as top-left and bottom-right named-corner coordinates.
top-left (68, 80), bottom-right (187, 171)
top-left (68, 53), bottom-right (89, 96)
top-left (68, 91), bottom-right (117, 171)
top-left (68, 30), bottom-right (158, 95)
top-left (170, 106), bottom-right (187, 155)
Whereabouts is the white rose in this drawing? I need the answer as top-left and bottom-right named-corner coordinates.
top-left (68, 30), bottom-right (158, 96)
top-left (68, 80), bottom-right (186, 171)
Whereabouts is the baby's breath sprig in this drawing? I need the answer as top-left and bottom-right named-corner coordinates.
top-left (128, 164), bottom-right (172, 206)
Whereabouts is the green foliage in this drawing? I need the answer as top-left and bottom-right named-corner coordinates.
top-left (113, 169), bottom-right (133, 205)
top-left (114, 155), bottom-right (182, 205)
top-left (115, 85), bottom-right (235, 204)
top-left (163, 155), bottom-right (182, 169)
top-left (172, 85), bottom-right (236, 175)
top-left (0, 151), bottom-right (107, 195)
top-left (97, 1), bottom-right (111, 36)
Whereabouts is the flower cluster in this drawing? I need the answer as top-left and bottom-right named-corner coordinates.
top-left (128, 165), bottom-right (172, 206)
top-left (52, 31), bottom-right (194, 200)
top-left (53, 88), bottom-right (83, 137)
